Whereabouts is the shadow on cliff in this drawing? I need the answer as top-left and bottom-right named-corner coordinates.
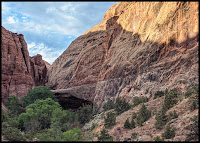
top-left (50, 15), bottom-right (198, 111)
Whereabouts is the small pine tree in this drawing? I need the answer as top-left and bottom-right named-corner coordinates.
top-left (168, 110), bottom-right (178, 121)
top-left (162, 125), bottom-right (176, 139)
top-left (103, 99), bottom-right (115, 111)
top-left (98, 129), bottom-right (113, 141)
top-left (154, 136), bottom-right (164, 141)
top-left (130, 118), bottom-right (136, 129)
top-left (124, 119), bottom-right (131, 129)
top-left (155, 110), bottom-right (168, 129)
top-left (136, 104), bottom-right (151, 126)
top-left (115, 98), bottom-right (131, 115)
top-left (185, 116), bottom-right (199, 141)
top-left (104, 112), bottom-right (116, 128)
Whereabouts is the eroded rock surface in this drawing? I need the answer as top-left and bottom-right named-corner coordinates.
top-left (46, 2), bottom-right (198, 109)
top-left (1, 26), bottom-right (50, 103)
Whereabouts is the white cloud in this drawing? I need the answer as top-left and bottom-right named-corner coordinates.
top-left (28, 42), bottom-right (64, 64)
top-left (7, 17), bottom-right (17, 24)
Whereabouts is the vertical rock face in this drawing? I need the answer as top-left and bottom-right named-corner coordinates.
top-left (30, 54), bottom-right (50, 86)
top-left (1, 26), bottom-right (50, 103)
top-left (46, 2), bottom-right (199, 109)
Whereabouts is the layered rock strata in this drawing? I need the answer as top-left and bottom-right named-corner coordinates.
top-left (1, 26), bottom-right (50, 103)
top-left (46, 2), bottom-right (199, 109)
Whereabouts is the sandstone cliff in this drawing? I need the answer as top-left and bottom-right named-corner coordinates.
top-left (46, 2), bottom-right (198, 109)
top-left (1, 26), bottom-right (50, 103)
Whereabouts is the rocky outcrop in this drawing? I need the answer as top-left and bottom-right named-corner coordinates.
top-left (30, 54), bottom-right (50, 86)
top-left (1, 26), bottom-right (50, 103)
top-left (46, 2), bottom-right (199, 109)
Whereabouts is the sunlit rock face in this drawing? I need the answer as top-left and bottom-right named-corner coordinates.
top-left (1, 26), bottom-right (50, 104)
top-left (46, 2), bottom-right (199, 110)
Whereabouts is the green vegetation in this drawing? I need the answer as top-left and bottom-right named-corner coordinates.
top-left (115, 97), bottom-right (131, 115)
top-left (5, 95), bottom-right (24, 117)
top-left (18, 98), bottom-right (61, 132)
top-left (168, 110), bottom-right (178, 121)
top-left (124, 118), bottom-right (135, 129)
top-left (132, 96), bottom-right (148, 107)
top-left (185, 115), bottom-right (199, 141)
top-left (131, 132), bottom-right (138, 140)
top-left (21, 86), bottom-right (56, 107)
top-left (63, 127), bottom-right (82, 141)
top-left (162, 88), bottom-right (178, 113)
top-left (104, 112), bottom-right (116, 128)
top-left (77, 105), bottom-right (93, 125)
top-left (136, 104), bottom-right (151, 126)
top-left (153, 136), bottom-right (164, 141)
top-left (185, 83), bottom-right (198, 98)
top-left (98, 128), bottom-right (113, 141)
top-left (154, 90), bottom-right (165, 99)
top-left (155, 110), bottom-right (168, 129)
top-left (3, 126), bottom-right (25, 141)
top-left (103, 98), bottom-right (115, 111)
top-left (161, 125), bottom-right (176, 139)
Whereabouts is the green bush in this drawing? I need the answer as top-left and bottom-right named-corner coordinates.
top-left (34, 129), bottom-right (64, 141)
top-left (185, 115), bottom-right (199, 141)
top-left (132, 112), bottom-right (137, 119)
top-left (155, 110), bottom-right (168, 129)
top-left (5, 95), bottom-right (24, 117)
top-left (190, 100), bottom-right (198, 111)
top-left (154, 136), bottom-right (164, 141)
top-left (3, 127), bottom-right (25, 141)
top-left (51, 108), bottom-right (77, 132)
top-left (136, 104), bottom-right (151, 126)
top-left (185, 84), bottom-right (198, 98)
top-left (154, 91), bottom-right (165, 99)
top-left (18, 98), bottom-right (61, 132)
top-left (103, 99), bottom-right (115, 111)
top-left (124, 119), bottom-right (131, 129)
top-left (131, 132), bottom-right (137, 140)
top-left (63, 127), bottom-right (82, 141)
top-left (21, 86), bottom-right (56, 107)
top-left (98, 128), bottom-right (113, 141)
top-left (161, 125), bottom-right (176, 139)
top-left (132, 96), bottom-right (148, 107)
top-left (115, 98), bottom-right (131, 115)
top-left (162, 89), bottom-right (178, 113)
top-left (1, 110), bottom-right (9, 123)
top-left (168, 110), bottom-right (178, 121)
top-left (77, 105), bottom-right (93, 125)
top-left (104, 112), bottom-right (116, 128)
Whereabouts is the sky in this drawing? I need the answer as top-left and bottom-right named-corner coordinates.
top-left (1, 1), bottom-right (117, 64)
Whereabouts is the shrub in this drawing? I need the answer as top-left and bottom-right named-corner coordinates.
top-left (18, 98), bottom-right (62, 132)
top-left (155, 110), bottom-right (168, 129)
top-left (132, 112), bottom-right (137, 119)
top-left (190, 100), bottom-right (198, 111)
top-left (104, 112), bottom-right (116, 128)
top-left (21, 86), bottom-right (56, 107)
top-left (98, 128), bottom-right (113, 141)
top-left (103, 99), bottom-right (115, 111)
top-left (161, 125), bottom-right (176, 139)
top-left (136, 104), bottom-right (151, 126)
top-left (154, 136), bottom-right (164, 141)
top-left (124, 119), bottom-right (131, 129)
top-left (5, 95), bottom-right (24, 117)
top-left (34, 129), bottom-right (64, 141)
top-left (131, 132), bottom-right (137, 140)
top-left (185, 116), bottom-right (199, 141)
top-left (51, 108), bottom-right (77, 132)
top-left (3, 127), bottom-right (25, 141)
top-left (1, 110), bottom-right (9, 123)
top-left (154, 91), bottom-right (165, 99)
top-left (132, 96), bottom-right (148, 107)
top-left (185, 84), bottom-right (198, 98)
top-left (63, 127), bottom-right (82, 141)
top-left (168, 110), bottom-right (178, 121)
top-left (115, 98), bottom-right (131, 115)
top-left (162, 89), bottom-right (178, 113)
top-left (77, 105), bottom-right (93, 125)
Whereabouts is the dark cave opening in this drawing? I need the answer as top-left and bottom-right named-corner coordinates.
top-left (56, 94), bottom-right (93, 111)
